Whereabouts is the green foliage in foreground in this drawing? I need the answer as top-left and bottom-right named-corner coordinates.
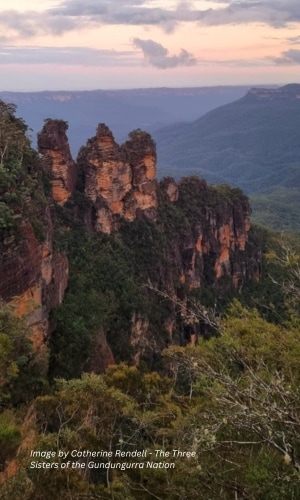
top-left (3, 302), bottom-right (300, 499)
top-left (0, 305), bottom-right (48, 407)
top-left (0, 305), bottom-right (48, 471)
top-left (0, 410), bottom-right (21, 471)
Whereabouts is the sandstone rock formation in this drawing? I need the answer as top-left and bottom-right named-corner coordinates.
top-left (34, 123), bottom-right (260, 349)
top-left (0, 206), bottom-right (68, 348)
top-left (122, 129), bottom-right (158, 222)
top-left (77, 125), bottom-right (157, 233)
top-left (38, 119), bottom-right (77, 205)
top-left (160, 176), bottom-right (260, 289)
top-left (160, 176), bottom-right (179, 202)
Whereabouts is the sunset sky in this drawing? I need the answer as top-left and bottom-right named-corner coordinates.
top-left (0, 0), bottom-right (299, 90)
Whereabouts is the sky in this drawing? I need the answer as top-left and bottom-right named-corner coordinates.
top-left (0, 0), bottom-right (299, 90)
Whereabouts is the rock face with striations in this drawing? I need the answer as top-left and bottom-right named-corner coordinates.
top-left (160, 176), bottom-right (260, 289)
top-left (122, 128), bottom-right (157, 221)
top-left (0, 206), bottom-right (69, 349)
top-left (38, 119), bottom-right (77, 205)
top-left (77, 125), bottom-right (157, 233)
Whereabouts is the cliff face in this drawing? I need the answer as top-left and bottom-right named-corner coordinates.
top-left (77, 125), bottom-right (157, 233)
top-left (122, 129), bottom-right (157, 222)
top-left (38, 120), bottom-right (77, 205)
top-left (160, 177), bottom-right (260, 289)
top-left (0, 206), bottom-right (68, 348)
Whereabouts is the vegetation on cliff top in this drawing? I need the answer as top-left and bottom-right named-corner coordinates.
top-left (0, 100), bottom-right (48, 241)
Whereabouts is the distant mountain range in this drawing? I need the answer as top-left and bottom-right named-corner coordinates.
top-left (155, 84), bottom-right (300, 194)
top-left (0, 86), bottom-right (252, 155)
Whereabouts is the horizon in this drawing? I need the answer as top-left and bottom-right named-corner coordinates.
top-left (0, 82), bottom-right (286, 94)
top-left (1, 1), bottom-right (300, 91)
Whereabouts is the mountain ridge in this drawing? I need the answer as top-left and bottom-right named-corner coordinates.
top-left (155, 84), bottom-right (300, 193)
top-left (0, 86), bottom-right (254, 154)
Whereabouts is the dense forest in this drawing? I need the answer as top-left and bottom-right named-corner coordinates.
top-left (1, 100), bottom-right (300, 499)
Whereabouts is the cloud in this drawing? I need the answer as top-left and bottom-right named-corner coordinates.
top-left (191, 0), bottom-right (300, 28)
top-left (1, 0), bottom-right (300, 41)
top-left (55, 0), bottom-right (147, 16)
top-left (133, 38), bottom-right (197, 68)
top-left (0, 9), bottom-right (80, 39)
top-left (273, 49), bottom-right (300, 65)
top-left (50, 0), bottom-right (182, 33)
top-left (0, 43), bottom-right (273, 70)
top-left (0, 2), bottom-right (185, 38)
top-left (0, 46), bottom-right (137, 67)
top-left (286, 35), bottom-right (300, 44)
top-left (52, 0), bottom-right (300, 29)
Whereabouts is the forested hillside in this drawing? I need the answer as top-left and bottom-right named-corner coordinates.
top-left (1, 101), bottom-right (300, 499)
top-left (249, 186), bottom-right (300, 232)
top-left (155, 84), bottom-right (300, 194)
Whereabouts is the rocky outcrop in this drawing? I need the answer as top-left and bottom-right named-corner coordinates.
top-left (122, 129), bottom-right (158, 222)
top-left (0, 207), bottom-right (69, 348)
top-left (38, 119), bottom-right (77, 205)
top-left (160, 176), bottom-right (179, 202)
top-left (78, 124), bottom-right (132, 233)
top-left (160, 176), bottom-right (260, 289)
top-left (77, 125), bottom-right (157, 233)
top-left (37, 120), bottom-right (258, 288)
